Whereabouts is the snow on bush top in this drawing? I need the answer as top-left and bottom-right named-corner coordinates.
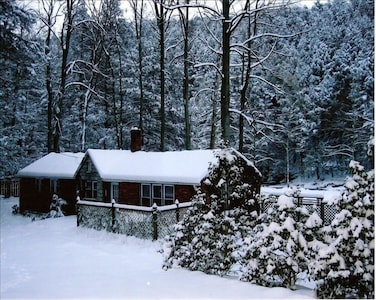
top-left (277, 195), bottom-right (295, 210)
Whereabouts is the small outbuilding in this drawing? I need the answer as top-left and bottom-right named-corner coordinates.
top-left (17, 152), bottom-right (85, 214)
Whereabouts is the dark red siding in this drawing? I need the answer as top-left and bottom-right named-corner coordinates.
top-left (175, 185), bottom-right (196, 203)
top-left (59, 179), bottom-right (79, 214)
top-left (119, 182), bottom-right (140, 205)
top-left (19, 178), bottom-right (79, 215)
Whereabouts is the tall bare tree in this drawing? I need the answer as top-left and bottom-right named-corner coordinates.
top-left (39, 0), bottom-right (59, 152)
top-left (153, 0), bottom-right (170, 151)
top-left (177, 0), bottom-right (191, 150)
top-left (129, 0), bottom-right (145, 134)
top-left (53, 0), bottom-right (76, 152)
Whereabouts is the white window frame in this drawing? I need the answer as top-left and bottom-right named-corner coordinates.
top-left (111, 182), bottom-right (119, 202)
top-left (163, 185), bottom-right (174, 205)
top-left (140, 183), bottom-right (175, 206)
top-left (141, 184), bottom-right (151, 206)
top-left (152, 184), bottom-right (162, 206)
top-left (85, 180), bottom-right (97, 199)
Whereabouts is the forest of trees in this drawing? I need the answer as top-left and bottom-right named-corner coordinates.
top-left (0, 0), bottom-right (374, 183)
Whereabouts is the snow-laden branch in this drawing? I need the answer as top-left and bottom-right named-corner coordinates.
top-left (198, 37), bottom-right (222, 55)
top-left (194, 63), bottom-right (223, 78)
top-left (66, 60), bottom-right (110, 79)
top-left (197, 9), bottom-right (222, 46)
top-left (161, 2), bottom-right (220, 17)
top-left (322, 144), bottom-right (355, 158)
top-left (249, 74), bottom-right (284, 94)
top-left (234, 31), bottom-right (299, 49)
top-left (65, 81), bottom-right (103, 100)
top-left (229, 0), bottom-right (293, 33)
top-left (230, 108), bottom-right (285, 130)
top-left (192, 87), bottom-right (216, 101)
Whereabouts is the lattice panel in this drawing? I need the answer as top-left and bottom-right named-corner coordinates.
top-left (157, 209), bottom-right (178, 238)
top-left (115, 209), bottom-right (153, 239)
top-left (323, 204), bottom-right (337, 225)
top-left (260, 196), bottom-right (338, 226)
top-left (78, 204), bottom-right (112, 231)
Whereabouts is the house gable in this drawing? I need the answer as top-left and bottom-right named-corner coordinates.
top-left (76, 155), bottom-right (104, 201)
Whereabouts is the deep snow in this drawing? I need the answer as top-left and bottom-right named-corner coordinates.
top-left (1, 197), bottom-right (314, 299)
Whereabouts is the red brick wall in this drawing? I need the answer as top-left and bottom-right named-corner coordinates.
top-left (119, 182), bottom-right (140, 205)
top-left (175, 185), bottom-right (196, 203)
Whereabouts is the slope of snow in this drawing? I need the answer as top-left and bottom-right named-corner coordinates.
top-left (1, 197), bottom-right (314, 299)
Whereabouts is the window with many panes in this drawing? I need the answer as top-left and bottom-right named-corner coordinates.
top-left (85, 180), bottom-right (97, 199)
top-left (153, 185), bottom-right (162, 206)
top-left (164, 185), bottom-right (174, 205)
top-left (140, 184), bottom-right (174, 206)
top-left (141, 184), bottom-right (151, 206)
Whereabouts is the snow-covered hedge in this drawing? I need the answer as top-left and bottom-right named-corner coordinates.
top-left (162, 155), bottom-right (374, 298)
top-left (310, 160), bottom-right (374, 298)
top-left (162, 190), bottom-right (257, 275)
top-left (162, 149), bottom-right (260, 275)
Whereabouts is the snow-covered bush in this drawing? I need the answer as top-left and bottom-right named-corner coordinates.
top-left (47, 194), bottom-right (67, 218)
top-left (239, 192), bottom-right (309, 289)
top-left (310, 160), bottom-right (374, 298)
top-left (202, 149), bottom-right (261, 213)
top-left (162, 189), bottom-right (257, 275)
top-left (162, 149), bottom-right (260, 276)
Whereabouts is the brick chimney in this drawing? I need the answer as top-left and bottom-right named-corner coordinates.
top-left (130, 127), bottom-right (142, 152)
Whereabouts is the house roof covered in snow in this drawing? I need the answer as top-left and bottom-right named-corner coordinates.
top-left (17, 152), bottom-right (85, 179)
top-left (84, 149), bottom-right (218, 185)
top-left (83, 148), bottom-right (260, 185)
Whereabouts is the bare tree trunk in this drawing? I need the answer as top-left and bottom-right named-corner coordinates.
top-left (81, 89), bottom-right (90, 152)
top-left (45, 4), bottom-right (53, 153)
top-left (155, 1), bottom-right (166, 151)
top-left (179, 1), bottom-right (191, 150)
top-left (40, 0), bottom-right (58, 152)
top-left (210, 93), bottom-right (218, 149)
top-left (221, 0), bottom-right (231, 145)
top-left (239, 0), bottom-right (259, 152)
top-left (130, 0), bottom-right (145, 133)
top-left (53, 0), bottom-right (75, 152)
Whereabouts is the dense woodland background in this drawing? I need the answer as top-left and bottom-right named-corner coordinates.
top-left (0, 0), bottom-right (374, 183)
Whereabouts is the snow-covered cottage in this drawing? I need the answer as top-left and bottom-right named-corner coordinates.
top-left (17, 152), bottom-right (85, 214)
top-left (76, 130), bottom-right (261, 208)
top-left (76, 148), bottom-right (218, 206)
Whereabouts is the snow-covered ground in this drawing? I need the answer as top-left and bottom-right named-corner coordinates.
top-left (0, 197), bottom-right (315, 299)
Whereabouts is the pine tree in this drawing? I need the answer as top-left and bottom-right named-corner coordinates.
top-left (311, 160), bottom-right (374, 298)
top-left (162, 149), bottom-right (259, 275)
top-left (162, 189), bottom-right (210, 270)
top-left (239, 191), bottom-right (309, 289)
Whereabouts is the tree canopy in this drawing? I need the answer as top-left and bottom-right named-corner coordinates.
top-left (0, 0), bottom-right (374, 182)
